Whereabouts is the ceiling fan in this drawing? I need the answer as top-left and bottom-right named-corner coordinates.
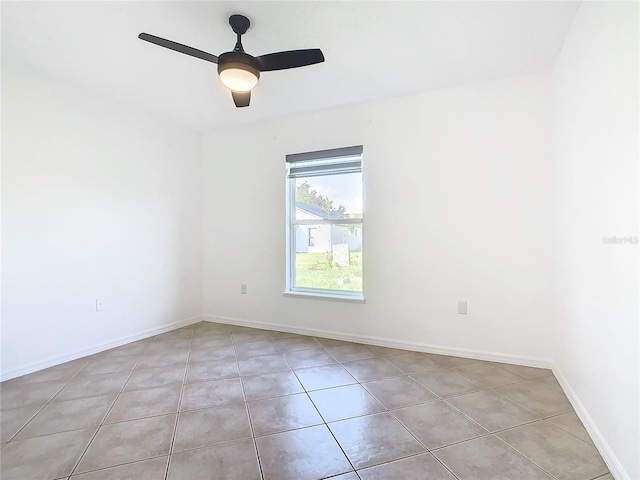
top-left (139, 14), bottom-right (325, 108)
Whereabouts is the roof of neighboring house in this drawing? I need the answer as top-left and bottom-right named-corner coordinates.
top-left (295, 202), bottom-right (345, 220)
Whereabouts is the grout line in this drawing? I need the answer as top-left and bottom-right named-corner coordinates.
top-left (67, 333), bottom-right (157, 478)
top-left (2, 356), bottom-right (97, 444)
top-left (63, 455), bottom-right (170, 480)
top-left (544, 413), bottom-right (598, 446)
top-left (275, 332), bottom-right (359, 478)
top-left (280, 334), bottom-right (463, 478)
top-left (492, 434), bottom-right (561, 480)
top-left (236, 330), bottom-right (266, 480)
top-left (163, 324), bottom-right (197, 480)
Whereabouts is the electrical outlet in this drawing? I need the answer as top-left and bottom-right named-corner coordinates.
top-left (96, 299), bottom-right (104, 312)
top-left (458, 301), bottom-right (467, 315)
top-left (241, 284), bottom-right (247, 294)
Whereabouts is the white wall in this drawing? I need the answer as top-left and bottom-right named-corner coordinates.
top-left (1, 64), bottom-right (203, 380)
top-left (202, 73), bottom-right (555, 365)
top-left (551, 3), bottom-right (639, 479)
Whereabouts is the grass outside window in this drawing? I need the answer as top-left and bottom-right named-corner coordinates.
top-left (295, 252), bottom-right (362, 292)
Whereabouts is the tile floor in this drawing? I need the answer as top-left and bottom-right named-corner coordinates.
top-left (0, 321), bottom-right (611, 480)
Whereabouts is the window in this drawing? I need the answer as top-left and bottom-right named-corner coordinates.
top-left (286, 146), bottom-right (364, 300)
top-left (308, 227), bottom-right (318, 247)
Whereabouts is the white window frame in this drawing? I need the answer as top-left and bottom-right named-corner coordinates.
top-left (285, 145), bottom-right (364, 302)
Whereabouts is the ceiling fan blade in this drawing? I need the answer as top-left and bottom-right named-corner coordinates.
top-left (232, 91), bottom-right (251, 108)
top-left (256, 49), bottom-right (324, 72)
top-left (138, 33), bottom-right (218, 64)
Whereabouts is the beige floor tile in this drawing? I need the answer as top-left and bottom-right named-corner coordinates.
top-left (188, 344), bottom-right (236, 363)
top-left (168, 439), bottom-right (261, 480)
top-left (71, 456), bottom-right (168, 479)
top-left (276, 336), bottom-right (322, 352)
top-left (136, 351), bottom-right (189, 369)
top-left (269, 330), bottom-right (302, 339)
top-left (185, 358), bottom-right (239, 383)
top-left (248, 393), bottom-right (324, 435)
top-left (284, 348), bottom-right (337, 369)
top-left (411, 369), bottom-right (485, 398)
top-left (497, 420), bottom-right (609, 480)
top-left (147, 338), bottom-right (191, 351)
top-left (233, 331), bottom-right (274, 344)
top-left (256, 425), bottom-right (352, 480)
top-left (54, 372), bottom-right (129, 402)
top-left (193, 322), bottom-right (232, 336)
top-left (79, 355), bottom-right (139, 376)
top-left (392, 400), bottom-right (488, 449)
top-left (366, 345), bottom-right (412, 356)
top-left (493, 380), bottom-right (573, 417)
top-left (180, 377), bottom-right (244, 411)
top-left (235, 340), bottom-right (280, 359)
top-left (454, 362), bottom-right (526, 387)
top-left (89, 343), bottom-right (140, 363)
top-left (294, 364), bottom-right (357, 391)
top-left (8, 358), bottom-right (88, 385)
top-left (75, 414), bottom-right (175, 474)
top-left (241, 371), bottom-right (304, 401)
top-left (1, 380), bottom-right (67, 410)
top-left (105, 385), bottom-right (181, 423)
top-left (362, 376), bottom-right (437, 409)
top-left (342, 357), bottom-right (404, 382)
top-left (547, 411), bottom-right (594, 444)
top-left (327, 343), bottom-right (378, 362)
top-left (493, 362), bottom-right (553, 379)
top-left (231, 325), bottom-right (265, 334)
top-left (532, 374), bottom-right (565, 392)
top-left (433, 435), bottom-right (552, 479)
top-left (428, 354), bottom-right (479, 368)
top-left (385, 352), bottom-right (444, 374)
top-left (124, 364), bottom-right (186, 392)
top-left (314, 337), bottom-right (352, 347)
top-left (191, 334), bottom-right (234, 349)
top-left (0, 428), bottom-right (96, 480)
top-left (0, 405), bottom-right (41, 442)
top-left (173, 403), bottom-right (251, 452)
top-left (309, 384), bottom-right (385, 422)
top-left (446, 390), bottom-right (538, 432)
top-left (152, 327), bottom-right (193, 340)
top-left (90, 342), bottom-right (147, 360)
top-left (358, 452), bottom-right (456, 480)
top-left (329, 412), bottom-right (426, 469)
top-left (15, 394), bottom-right (115, 440)
top-left (238, 353), bottom-right (290, 376)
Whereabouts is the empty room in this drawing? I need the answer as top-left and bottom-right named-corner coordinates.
top-left (1, 1), bottom-right (638, 479)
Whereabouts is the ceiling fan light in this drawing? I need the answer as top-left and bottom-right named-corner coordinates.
top-left (219, 66), bottom-right (259, 92)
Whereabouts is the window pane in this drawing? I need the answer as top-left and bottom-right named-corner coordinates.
top-left (294, 172), bottom-right (363, 222)
top-left (294, 224), bottom-right (363, 292)
top-left (286, 146), bottom-right (363, 299)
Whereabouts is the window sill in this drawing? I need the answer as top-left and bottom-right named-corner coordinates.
top-left (283, 291), bottom-right (366, 304)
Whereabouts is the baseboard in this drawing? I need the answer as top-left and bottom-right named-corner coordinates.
top-left (552, 366), bottom-right (629, 480)
top-left (203, 314), bottom-right (552, 370)
top-left (1, 315), bottom-right (203, 382)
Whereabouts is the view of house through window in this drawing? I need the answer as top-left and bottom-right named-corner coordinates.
top-left (286, 146), bottom-right (363, 299)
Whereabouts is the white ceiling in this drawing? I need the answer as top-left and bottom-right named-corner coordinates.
top-left (1, 1), bottom-right (580, 132)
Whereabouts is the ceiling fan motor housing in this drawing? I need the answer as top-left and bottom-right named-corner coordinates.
top-left (217, 51), bottom-right (261, 81)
